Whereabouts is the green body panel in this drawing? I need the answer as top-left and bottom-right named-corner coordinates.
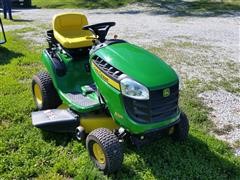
top-left (41, 50), bottom-right (101, 112)
top-left (90, 60), bottom-right (180, 134)
top-left (95, 43), bottom-right (178, 89)
top-left (90, 42), bottom-right (180, 134)
top-left (41, 41), bottom-right (180, 134)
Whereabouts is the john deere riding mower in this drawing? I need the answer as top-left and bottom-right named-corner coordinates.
top-left (0, 18), bottom-right (6, 44)
top-left (31, 13), bottom-right (189, 174)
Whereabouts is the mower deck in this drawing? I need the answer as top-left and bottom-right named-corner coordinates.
top-left (32, 109), bottom-right (79, 132)
top-left (32, 108), bottom-right (119, 133)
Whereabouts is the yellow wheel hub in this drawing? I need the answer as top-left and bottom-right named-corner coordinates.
top-left (93, 143), bottom-right (106, 164)
top-left (34, 83), bottom-right (43, 105)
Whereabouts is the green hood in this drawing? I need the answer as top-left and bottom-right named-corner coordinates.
top-left (95, 42), bottom-right (178, 89)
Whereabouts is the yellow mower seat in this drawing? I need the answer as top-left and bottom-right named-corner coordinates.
top-left (53, 13), bottom-right (94, 49)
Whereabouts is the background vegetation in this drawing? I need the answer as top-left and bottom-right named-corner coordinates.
top-left (32, 0), bottom-right (240, 10)
top-left (32, 0), bottom-right (139, 8)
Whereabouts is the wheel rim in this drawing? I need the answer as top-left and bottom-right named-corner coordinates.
top-left (34, 83), bottom-right (43, 106)
top-left (92, 143), bottom-right (105, 164)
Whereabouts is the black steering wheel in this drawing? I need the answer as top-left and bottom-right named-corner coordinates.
top-left (83, 22), bottom-right (116, 43)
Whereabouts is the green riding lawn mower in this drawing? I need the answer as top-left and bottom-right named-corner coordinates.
top-left (0, 18), bottom-right (6, 44)
top-left (31, 13), bottom-right (189, 174)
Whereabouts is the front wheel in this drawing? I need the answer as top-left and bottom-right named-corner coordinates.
top-left (86, 128), bottom-right (123, 174)
top-left (172, 112), bottom-right (189, 141)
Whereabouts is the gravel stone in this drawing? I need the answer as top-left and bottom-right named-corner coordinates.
top-left (235, 148), bottom-right (240, 156)
top-left (199, 90), bottom-right (240, 150)
top-left (4, 5), bottom-right (239, 64)
top-left (5, 25), bottom-right (26, 31)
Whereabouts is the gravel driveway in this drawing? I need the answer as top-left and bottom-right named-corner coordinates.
top-left (4, 4), bottom-right (240, 154)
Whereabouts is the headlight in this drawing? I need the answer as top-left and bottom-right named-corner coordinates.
top-left (120, 78), bottom-right (149, 100)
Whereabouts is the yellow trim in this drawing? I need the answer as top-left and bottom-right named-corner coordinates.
top-left (57, 104), bottom-right (68, 109)
top-left (80, 112), bottom-right (119, 133)
top-left (34, 84), bottom-right (43, 106)
top-left (92, 62), bottom-right (120, 90)
top-left (93, 143), bottom-right (106, 164)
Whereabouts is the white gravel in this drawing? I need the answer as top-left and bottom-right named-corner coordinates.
top-left (3, 4), bottom-right (240, 153)
top-left (199, 90), bottom-right (240, 144)
top-left (6, 5), bottom-right (240, 63)
top-left (6, 4), bottom-right (239, 83)
top-left (4, 24), bottom-right (26, 31)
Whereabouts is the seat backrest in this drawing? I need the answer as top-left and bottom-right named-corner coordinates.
top-left (53, 13), bottom-right (89, 33)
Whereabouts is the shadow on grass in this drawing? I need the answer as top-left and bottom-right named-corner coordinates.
top-left (33, 0), bottom-right (131, 9)
top-left (10, 1), bottom-right (240, 17)
top-left (41, 131), bottom-right (74, 146)
top-left (114, 135), bottom-right (240, 179)
top-left (0, 46), bottom-right (24, 65)
top-left (146, 0), bottom-right (240, 17)
top-left (12, 19), bottom-right (33, 22)
top-left (93, 9), bottom-right (143, 15)
top-left (39, 128), bottom-right (240, 178)
top-left (35, 3), bottom-right (67, 9)
top-left (94, 0), bottom-right (240, 17)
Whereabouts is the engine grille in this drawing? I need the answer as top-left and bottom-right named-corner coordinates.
top-left (93, 56), bottom-right (123, 81)
top-left (123, 83), bottom-right (179, 123)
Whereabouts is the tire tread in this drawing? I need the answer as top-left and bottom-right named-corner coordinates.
top-left (87, 128), bottom-right (123, 174)
top-left (32, 71), bottom-right (61, 110)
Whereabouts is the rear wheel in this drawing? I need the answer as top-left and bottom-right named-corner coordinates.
top-left (172, 112), bottom-right (189, 141)
top-left (86, 128), bottom-right (123, 174)
top-left (32, 71), bottom-right (61, 110)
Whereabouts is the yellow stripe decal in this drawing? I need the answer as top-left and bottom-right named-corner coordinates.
top-left (92, 62), bottom-right (121, 90)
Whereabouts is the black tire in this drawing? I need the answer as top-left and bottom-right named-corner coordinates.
top-left (86, 128), bottom-right (123, 174)
top-left (32, 71), bottom-right (61, 110)
top-left (172, 112), bottom-right (189, 141)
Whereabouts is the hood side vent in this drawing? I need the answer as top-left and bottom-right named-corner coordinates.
top-left (93, 56), bottom-right (123, 81)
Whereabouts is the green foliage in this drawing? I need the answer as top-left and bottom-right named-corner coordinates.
top-left (32, 0), bottom-right (141, 9)
top-left (31, 0), bottom-right (240, 13)
top-left (0, 31), bottom-right (240, 179)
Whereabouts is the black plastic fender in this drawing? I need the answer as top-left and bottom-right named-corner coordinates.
top-left (51, 56), bottom-right (66, 77)
top-left (44, 49), bottom-right (67, 77)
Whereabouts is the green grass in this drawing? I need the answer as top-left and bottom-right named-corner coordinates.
top-left (31, 0), bottom-right (240, 11)
top-left (0, 31), bottom-right (240, 179)
top-left (32, 0), bottom-right (140, 9)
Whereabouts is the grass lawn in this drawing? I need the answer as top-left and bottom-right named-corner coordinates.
top-left (31, 0), bottom-right (240, 11)
top-left (0, 29), bottom-right (240, 179)
top-left (32, 0), bottom-right (140, 8)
